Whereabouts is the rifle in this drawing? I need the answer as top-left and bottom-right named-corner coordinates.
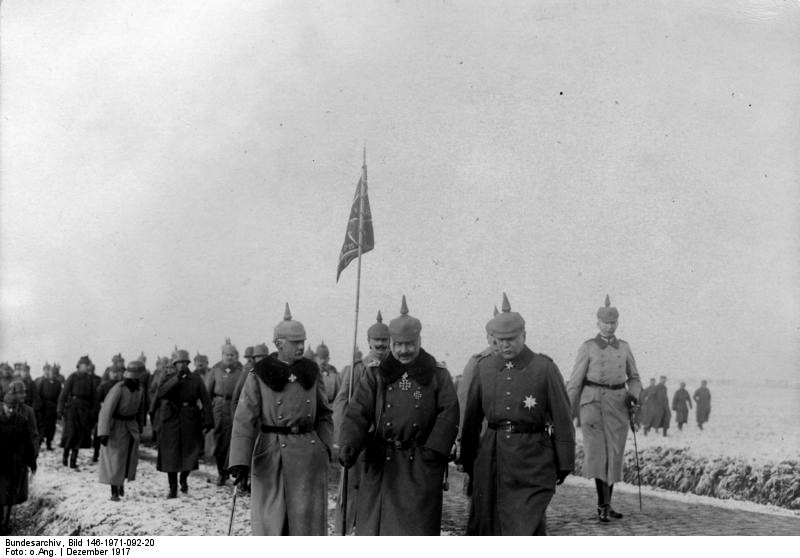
top-left (626, 395), bottom-right (643, 511)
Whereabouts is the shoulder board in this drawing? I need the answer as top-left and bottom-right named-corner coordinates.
top-left (584, 338), bottom-right (596, 345)
top-left (436, 361), bottom-right (448, 370)
top-left (617, 338), bottom-right (628, 345)
top-left (536, 353), bottom-right (554, 362)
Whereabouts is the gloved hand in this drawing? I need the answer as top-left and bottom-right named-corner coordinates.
top-left (625, 393), bottom-right (639, 410)
top-left (98, 435), bottom-right (109, 446)
top-left (228, 465), bottom-right (249, 485)
top-left (556, 470), bottom-right (570, 485)
top-left (420, 446), bottom-right (449, 464)
top-left (338, 445), bottom-right (357, 468)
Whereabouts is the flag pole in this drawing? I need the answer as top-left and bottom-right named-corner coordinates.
top-left (340, 145), bottom-right (366, 536)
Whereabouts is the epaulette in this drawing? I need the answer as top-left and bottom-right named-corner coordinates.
top-left (537, 353), bottom-right (554, 362)
top-left (475, 348), bottom-right (494, 360)
top-left (436, 361), bottom-right (448, 369)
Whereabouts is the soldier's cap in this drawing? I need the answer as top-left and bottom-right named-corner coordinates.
top-left (221, 337), bottom-right (238, 355)
top-left (488, 293), bottom-right (525, 338)
top-left (171, 349), bottom-right (191, 365)
top-left (303, 346), bottom-right (315, 360)
top-left (597, 294), bottom-right (619, 321)
top-left (244, 346), bottom-right (255, 358)
top-left (124, 361), bottom-right (146, 377)
top-left (77, 355), bottom-right (93, 368)
top-left (138, 351), bottom-right (147, 363)
top-left (7, 380), bottom-right (26, 396)
top-left (253, 343), bottom-right (270, 358)
top-left (485, 305), bottom-right (499, 335)
top-left (112, 353), bottom-right (124, 364)
top-left (367, 310), bottom-right (390, 339)
top-left (42, 362), bottom-right (52, 371)
top-left (273, 303), bottom-right (307, 342)
top-left (388, 295), bottom-right (422, 343)
top-left (316, 341), bottom-right (330, 358)
top-left (194, 352), bottom-right (208, 363)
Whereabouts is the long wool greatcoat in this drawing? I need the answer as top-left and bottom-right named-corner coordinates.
top-left (58, 372), bottom-right (98, 449)
top-left (34, 377), bottom-right (62, 443)
top-left (0, 403), bottom-right (38, 506)
top-left (693, 386), bottom-right (711, 425)
top-left (97, 381), bottom-right (146, 485)
top-left (338, 349), bottom-right (459, 536)
top-left (205, 362), bottom-right (244, 469)
top-left (150, 371), bottom-right (213, 473)
top-left (567, 335), bottom-right (642, 484)
top-left (229, 356), bottom-right (333, 536)
top-left (671, 388), bottom-right (692, 424)
top-left (643, 384), bottom-right (670, 430)
top-left (320, 364), bottom-right (341, 404)
top-left (460, 346), bottom-right (575, 536)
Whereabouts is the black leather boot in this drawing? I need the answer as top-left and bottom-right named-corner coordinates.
top-left (597, 505), bottom-right (610, 523)
top-left (110, 486), bottom-right (120, 502)
top-left (62, 448), bottom-right (69, 467)
top-left (179, 471), bottom-right (189, 493)
top-left (118, 485), bottom-right (124, 497)
top-left (69, 449), bottom-right (79, 470)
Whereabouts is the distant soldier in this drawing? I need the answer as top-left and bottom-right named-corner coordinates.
top-left (638, 378), bottom-right (656, 427)
top-left (316, 342), bottom-right (341, 404)
top-left (93, 365), bottom-right (123, 463)
top-left (206, 339), bottom-right (244, 486)
top-left (228, 304), bottom-right (333, 536)
top-left (193, 353), bottom-right (210, 380)
top-left (104, 354), bottom-right (125, 382)
top-left (150, 349), bottom-right (213, 498)
top-left (332, 311), bottom-right (391, 534)
top-left (97, 361), bottom-right (147, 501)
top-left (0, 380), bottom-right (38, 535)
top-left (644, 376), bottom-right (670, 437)
top-left (136, 352), bottom-right (152, 414)
top-left (303, 347), bottom-right (316, 361)
top-left (52, 363), bottom-right (65, 386)
top-left (57, 356), bottom-right (99, 470)
top-left (14, 363), bottom-right (37, 410)
top-left (462, 293), bottom-right (574, 535)
top-left (671, 382), bottom-right (692, 431)
top-left (457, 306), bottom-right (498, 437)
top-left (338, 296), bottom-right (459, 536)
top-left (693, 380), bottom-right (711, 430)
top-left (0, 364), bottom-right (13, 398)
top-left (231, 343), bottom-right (270, 419)
top-left (567, 295), bottom-right (641, 523)
top-left (34, 363), bottom-right (62, 450)
top-left (147, 356), bottom-right (170, 445)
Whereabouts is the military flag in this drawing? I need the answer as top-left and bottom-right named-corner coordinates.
top-left (336, 153), bottom-right (373, 282)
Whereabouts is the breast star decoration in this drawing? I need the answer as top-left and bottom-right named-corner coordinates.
top-left (504, 362), bottom-right (514, 370)
top-left (288, 373), bottom-right (297, 383)
top-left (523, 395), bottom-right (537, 410)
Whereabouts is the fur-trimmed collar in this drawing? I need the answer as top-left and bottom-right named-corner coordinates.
top-left (253, 356), bottom-right (319, 391)
top-left (379, 349), bottom-right (437, 386)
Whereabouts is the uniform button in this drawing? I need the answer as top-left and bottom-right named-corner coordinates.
top-left (277, 415), bottom-right (283, 420)
top-left (506, 391), bottom-right (511, 396)
top-left (505, 406), bottom-right (511, 411)
top-left (306, 414), bottom-right (311, 418)
top-left (505, 435), bottom-right (511, 440)
top-left (409, 455), bottom-right (414, 461)
top-left (310, 439), bottom-right (315, 444)
top-left (388, 387), bottom-right (393, 391)
top-left (386, 456), bottom-right (391, 461)
top-left (385, 421), bottom-right (392, 427)
top-left (412, 423), bottom-right (417, 428)
top-left (276, 400), bottom-right (282, 405)
top-left (281, 443), bottom-right (286, 448)
top-left (414, 405), bottom-right (420, 409)
top-left (386, 404), bottom-right (392, 408)
top-left (506, 377), bottom-right (512, 381)
top-left (306, 399), bottom-right (311, 404)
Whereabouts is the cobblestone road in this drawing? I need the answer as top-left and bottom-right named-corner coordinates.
top-left (439, 467), bottom-right (800, 536)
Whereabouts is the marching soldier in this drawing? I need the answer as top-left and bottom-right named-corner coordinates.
top-left (0, 380), bottom-right (38, 535)
top-left (57, 356), bottom-right (99, 470)
top-left (693, 380), bottom-right (711, 429)
top-left (460, 293), bottom-right (574, 535)
top-left (228, 304), bottom-right (333, 536)
top-left (672, 381), bottom-right (692, 431)
top-left (567, 295), bottom-right (642, 522)
top-left (231, 343), bottom-right (270, 419)
top-left (338, 296), bottom-right (459, 536)
top-left (316, 342), bottom-right (341, 404)
top-left (243, 346), bottom-right (255, 375)
top-left (34, 363), bottom-right (62, 450)
top-left (147, 356), bottom-right (170, 446)
top-left (332, 311), bottom-right (391, 534)
top-left (93, 365), bottom-right (123, 462)
top-left (206, 339), bottom-right (244, 485)
top-left (150, 349), bottom-right (213, 498)
top-left (97, 361), bottom-right (147, 501)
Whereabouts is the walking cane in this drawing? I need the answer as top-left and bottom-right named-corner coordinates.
top-left (340, 465), bottom-right (349, 536)
top-left (227, 483), bottom-right (238, 536)
top-left (627, 400), bottom-right (643, 511)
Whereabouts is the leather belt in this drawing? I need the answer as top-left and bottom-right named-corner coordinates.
top-left (583, 379), bottom-right (627, 390)
top-left (488, 421), bottom-right (546, 434)
top-left (261, 424), bottom-right (312, 435)
top-left (113, 412), bottom-right (137, 421)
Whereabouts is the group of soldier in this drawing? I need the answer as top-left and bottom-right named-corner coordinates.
top-left (1, 292), bottom-right (695, 536)
top-left (631, 377), bottom-right (712, 436)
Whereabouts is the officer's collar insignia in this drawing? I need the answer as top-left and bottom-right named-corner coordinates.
top-left (379, 349), bottom-right (437, 386)
top-left (593, 334), bottom-right (620, 349)
top-left (253, 356), bottom-right (318, 391)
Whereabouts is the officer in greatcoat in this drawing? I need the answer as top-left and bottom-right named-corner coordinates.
top-left (0, 380), bottom-right (38, 535)
top-left (338, 296), bottom-right (459, 536)
top-left (461, 293), bottom-right (575, 535)
top-left (671, 381), bottom-right (692, 430)
top-left (567, 295), bottom-right (642, 522)
top-left (57, 356), bottom-right (99, 470)
top-left (332, 310), bottom-right (391, 534)
top-left (228, 304), bottom-right (333, 536)
top-left (150, 349), bottom-right (213, 498)
top-left (93, 365), bottom-right (123, 463)
top-left (206, 339), bottom-right (244, 485)
top-left (34, 363), bottom-right (62, 450)
top-left (643, 376), bottom-right (670, 436)
top-left (97, 361), bottom-right (147, 501)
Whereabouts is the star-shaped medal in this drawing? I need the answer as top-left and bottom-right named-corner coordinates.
top-left (504, 362), bottom-right (514, 370)
top-left (523, 395), bottom-right (537, 410)
top-left (398, 372), bottom-right (412, 391)
top-left (288, 373), bottom-right (297, 383)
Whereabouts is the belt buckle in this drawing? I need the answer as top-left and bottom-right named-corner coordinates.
top-left (290, 425), bottom-right (300, 434)
top-left (499, 421), bottom-right (513, 433)
top-left (393, 440), bottom-right (402, 448)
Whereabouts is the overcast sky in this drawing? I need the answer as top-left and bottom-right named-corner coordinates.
top-left (2, 0), bottom-right (798, 388)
